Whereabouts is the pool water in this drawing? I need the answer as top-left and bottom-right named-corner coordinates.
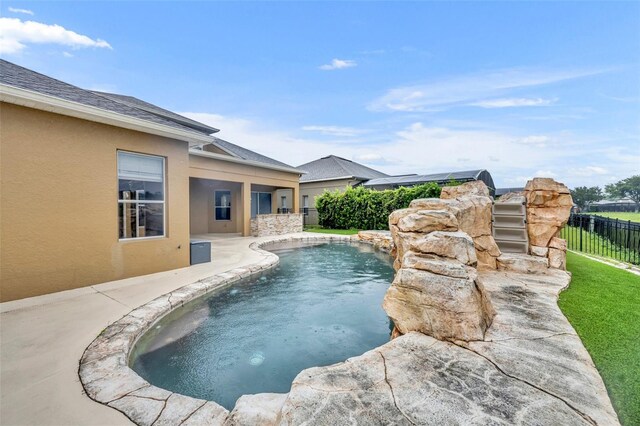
top-left (131, 242), bottom-right (395, 410)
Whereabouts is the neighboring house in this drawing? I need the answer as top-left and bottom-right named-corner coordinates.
top-left (362, 169), bottom-right (496, 197)
top-left (297, 155), bottom-right (389, 225)
top-left (0, 60), bottom-right (302, 301)
top-left (587, 198), bottom-right (637, 213)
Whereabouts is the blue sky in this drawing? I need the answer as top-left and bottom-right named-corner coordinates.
top-left (1, 1), bottom-right (639, 189)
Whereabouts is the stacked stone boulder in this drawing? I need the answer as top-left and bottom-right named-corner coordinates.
top-left (524, 178), bottom-right (573, 269)
top-left (384, 181), bottom-right (497, 341)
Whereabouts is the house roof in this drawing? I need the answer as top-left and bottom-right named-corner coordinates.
top-left (90, 91), bottom-right (218, 135)
top-left (298, 155), bottom-right (388, 182)
top-left (210, 137), bottom-right (300, 171)
top-left (362, 169), bottom-right (491, 188)
top-left (0, 59), bottom-right (300, 173)
top-left (0, 59), bottom-right (212, 138)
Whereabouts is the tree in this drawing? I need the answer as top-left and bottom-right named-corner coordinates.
top-left (605, 175), bottom-right (640, 211)
top-left (570, 186), bottom-right (603, 210)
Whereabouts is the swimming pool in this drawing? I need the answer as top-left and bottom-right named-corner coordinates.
top-left (130, 241), bottom-right (395, 410)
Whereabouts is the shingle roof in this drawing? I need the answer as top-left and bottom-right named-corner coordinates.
top-left (210, 137), bottom-right (301, 171)
top-left (363, 170), bottom-right (488, 187)
top-left (0, 59), bottom-right (210, 137)
top-left (1, 59), bottom-right (299, 173)
top-left (298, 155), bottom-right (388, 182)
top-left (90, 91), bottom-right (218, 135)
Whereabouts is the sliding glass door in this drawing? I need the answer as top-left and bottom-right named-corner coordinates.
top-left (251, 192), bottom-right (272, 218)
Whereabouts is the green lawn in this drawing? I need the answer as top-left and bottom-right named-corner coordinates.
top-left (589, 212), bottom-right (640, 222)
top-left (303, 226), bottom-right (360, 235)
top-left (558, 252), bottom-right (640, 425)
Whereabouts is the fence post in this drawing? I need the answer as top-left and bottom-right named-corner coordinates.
top-left (627, 220), bottom-right (631, 263)
top-left (579, 215), bottom-right (583, 252)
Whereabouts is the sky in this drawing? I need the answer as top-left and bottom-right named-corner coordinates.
top-left (1, 1), bottom-right (639, 189)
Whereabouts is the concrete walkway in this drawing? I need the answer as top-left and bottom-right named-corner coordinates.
top-left (0, 234), bottom-right (285, 426)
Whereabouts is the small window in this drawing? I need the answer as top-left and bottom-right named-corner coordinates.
top-left (281, 196), bottom-right (287, 208)
top-left (303, 195), bottom-right (309, 208)
top-left (215, 190), bottom-right (232, 221)
top-left (118, 151), bottom-right (165, 239)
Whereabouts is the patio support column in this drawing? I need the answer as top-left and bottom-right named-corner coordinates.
top-left (241, 180), bottom-right (251, 236)
top-left (272, 189), bottom-right (279, 213)
top-left (292, 185), bottom-right (299, 213)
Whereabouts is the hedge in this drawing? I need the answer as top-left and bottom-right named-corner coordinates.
top-left (316, 183), bottom-right (442, 230)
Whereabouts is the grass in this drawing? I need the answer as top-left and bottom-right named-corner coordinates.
top-left (558, 252), bottom-right (640, 425)
top-left (303, 226), bottom-right (360, 235)
top-left (589, 212), bottom-right (640, 222)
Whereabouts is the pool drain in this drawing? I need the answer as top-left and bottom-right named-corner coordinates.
top-left (249, 351), bottom-right (265, 366)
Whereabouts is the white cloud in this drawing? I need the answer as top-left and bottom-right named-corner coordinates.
top-left (8, 7), bottom-right (33, 15)
top-left (301, 125), bottom-right (368, 137)
top-left (0, 17), bottom-right (112, 54)
top-left (352, 153), bottom-right (392, 165)
top-left (181, 112), bottom-right (635, 189)
top-left (319, 58), bottom-right (357, 71)
top-left (368, 67), bottom-right (604, 112)
top-left (471, 97), bottom-right (556, 108)
top-left (568, 166), bottom-right (609, 177)
top-left (515, 135), bottom-right (550, 147)
top-left (62, 51), bottom-right (73, 58)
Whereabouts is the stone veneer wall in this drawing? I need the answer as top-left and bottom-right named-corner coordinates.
top-left (250, 213), bottom-right (303, 237)
top-left (524, 178), bottom-right (573, 269)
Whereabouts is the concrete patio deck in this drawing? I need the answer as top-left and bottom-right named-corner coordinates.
top-left (0, 233), bottom-right (294, 426)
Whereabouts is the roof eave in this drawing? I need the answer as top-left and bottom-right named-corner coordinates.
top-left (0, 83), bottom-right (215, 145)
top-left (189, 149), bottom-right (305, 175)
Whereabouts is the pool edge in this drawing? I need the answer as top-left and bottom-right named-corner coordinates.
top-left (78, 234), bottom-right (378, 425)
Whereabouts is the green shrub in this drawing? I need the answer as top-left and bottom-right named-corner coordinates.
top-left (316, 183), bottom-right (442, 230)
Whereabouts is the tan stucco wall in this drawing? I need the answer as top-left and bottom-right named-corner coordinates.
top-left (189, 154), bottom-right (300, 236)
top-left (189, 178), bottom-right (242, 234)
top-left (299, 179), bottom-right (360, 206)
top-left (0, 103), bottom-right (191, 302)
top-left (299, 179), bottom-right (360, 225)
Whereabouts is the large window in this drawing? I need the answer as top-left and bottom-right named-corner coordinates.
top-left (215, 190), bottom-right (232, 221)
top-left (118, 151), bottom-right (165, 239)
top-left (251, 192), bottom-right (272, 218)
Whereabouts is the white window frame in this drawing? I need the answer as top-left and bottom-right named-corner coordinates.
top-left (303, 195), bottom-right (309, 208)
top-left (117, 151), bottom-right (166, 241)
top-left (214, 189), bottom-right (232, 221)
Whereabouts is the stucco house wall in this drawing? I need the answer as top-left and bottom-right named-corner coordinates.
top-left (188, 153), bottom-right (300, 236)
top-left (299, 178), bottom-right (361, 225)
top-left (0, 103), bottom-right (191, 301)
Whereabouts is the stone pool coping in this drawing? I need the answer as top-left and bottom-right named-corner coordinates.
top-left (78, 234), bottom-right (371, 425)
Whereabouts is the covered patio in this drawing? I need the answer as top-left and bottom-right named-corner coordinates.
top-left (188, 150), bottom-right (301, 237)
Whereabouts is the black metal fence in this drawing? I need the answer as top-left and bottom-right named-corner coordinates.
top-left (561, 214), bottom-right (640, 264)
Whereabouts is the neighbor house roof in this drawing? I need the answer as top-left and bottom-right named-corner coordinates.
top-left (363, 169), bottom-right (496, 196)
top-left (298, 155), bottom-right (388, 183)
top-left (0, 59), bottom-right (301, 174)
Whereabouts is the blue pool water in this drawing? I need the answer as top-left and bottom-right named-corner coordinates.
top-left (131, 241), bottom-right (395, 410)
